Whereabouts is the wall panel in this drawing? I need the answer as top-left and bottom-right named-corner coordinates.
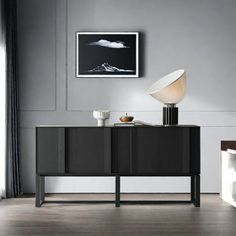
top-left (18, 0), bottom-right (56, 110)
top-left (18, 0), bottom-right (236, 193)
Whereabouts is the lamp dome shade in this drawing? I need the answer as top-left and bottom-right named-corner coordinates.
top-left (147, 69), bottom-right (187, 104)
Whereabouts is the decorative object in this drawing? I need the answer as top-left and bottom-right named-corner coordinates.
top-left (93, 110), bottom-right (110, 126)
top-left (147, 69), bottom-right (186, 126)
top-left (119, 113), bottom-right (134, 122)
top-left (220, 141), bottom-right (236, 208)
top-left (76, 32), bottom-right (139, 78)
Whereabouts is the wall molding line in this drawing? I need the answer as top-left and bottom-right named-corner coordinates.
top-left (65, 0), bottom-right (69, 111)
top-left (54, 110), bottom-right (236, 113)
top-left (54, 0), bottom-right (58, 111)
top-left (19, 110), bottom-right (236, 113)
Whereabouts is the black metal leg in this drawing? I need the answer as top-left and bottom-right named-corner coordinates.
top-left (195, 175), bottom-right (200, 207)
top-left (40, 176), bottom-right (45, 202)
top-left (35, 175), bottom-right (199, 207)
top-left (115, 175), bottom-right (120, 207)
top-left (35, 175), bottom-right (41, 207)
top-left (191, 176), bottom-right (195, 202)
top-left (36, 175), bottom-right (45, 207)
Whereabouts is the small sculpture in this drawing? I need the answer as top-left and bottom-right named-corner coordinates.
top-left (93, 110), bottom-right (110, 127)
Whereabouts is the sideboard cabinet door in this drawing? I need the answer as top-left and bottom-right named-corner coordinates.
top-left (112, 128), bottom-right (132, 174)
top-left (133, 127), bottom-right (190, 174)
top-left (65, 128), bottom-right (111, 174)
top-left (36, 128), bottom-right (65, 174)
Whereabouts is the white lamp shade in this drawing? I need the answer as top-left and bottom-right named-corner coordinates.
top-left (147, 69), bottom-right (187, 104)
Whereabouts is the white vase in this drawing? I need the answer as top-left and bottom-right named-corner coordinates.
top-left (93, 110), bottom-right (110, 127)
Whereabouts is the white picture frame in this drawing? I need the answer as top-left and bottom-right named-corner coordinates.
top-left (76, 32), bottom-right (139, 78)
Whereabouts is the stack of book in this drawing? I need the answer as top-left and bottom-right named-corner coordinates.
top-left (113, 120), bottom-right (153, 127)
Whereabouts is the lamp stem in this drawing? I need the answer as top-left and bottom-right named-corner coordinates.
top-left (163, 104), bottom-right (178, 125)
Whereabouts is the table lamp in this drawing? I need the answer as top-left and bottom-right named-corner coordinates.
top-left (147, 69), bottom-right (186, 125)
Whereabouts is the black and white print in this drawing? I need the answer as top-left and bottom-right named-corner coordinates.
top-left (76, 32), bottom-right (139, 77)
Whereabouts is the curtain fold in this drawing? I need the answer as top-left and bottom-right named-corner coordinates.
top-left (0, 0), bottom-right (7, 199)
top-left (5, 0), bottom-right (21, 198)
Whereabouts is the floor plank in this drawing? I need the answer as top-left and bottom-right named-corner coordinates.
top-left (0, 194), bottom-right (236, 236)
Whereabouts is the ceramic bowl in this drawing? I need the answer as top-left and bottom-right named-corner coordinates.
top-left (119, 116), bottom-right (134, 122)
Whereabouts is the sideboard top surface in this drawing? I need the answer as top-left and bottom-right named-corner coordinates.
top-left (36, 125), bottom-right (200, 128)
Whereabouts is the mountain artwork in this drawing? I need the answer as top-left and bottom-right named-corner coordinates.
top-left (76, 32), bottom-right (139, 78)
top-left (88, 62), bottom-right (134, 73)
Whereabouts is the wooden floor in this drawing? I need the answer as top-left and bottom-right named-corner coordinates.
top-left (0, 194), bottom-right (236, 236)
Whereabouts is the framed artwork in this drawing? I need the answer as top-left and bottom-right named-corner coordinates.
top-left (76, 32), bottom-right (139, 78)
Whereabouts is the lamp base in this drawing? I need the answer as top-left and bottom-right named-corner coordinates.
top-left (163, 104), bottom-right (178, 126)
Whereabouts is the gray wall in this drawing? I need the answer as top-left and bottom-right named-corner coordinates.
top-left (18, 0), bottom-right (236, 193)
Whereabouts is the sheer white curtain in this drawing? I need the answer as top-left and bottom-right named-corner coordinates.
top-left (0, 0), bottom-right (7, 199)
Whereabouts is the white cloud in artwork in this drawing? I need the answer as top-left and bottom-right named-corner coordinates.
top-left (88, 39), bottom-right (129, 48)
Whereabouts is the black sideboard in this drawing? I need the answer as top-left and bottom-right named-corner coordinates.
top-left (35, 125), bottom-right (200, 207)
